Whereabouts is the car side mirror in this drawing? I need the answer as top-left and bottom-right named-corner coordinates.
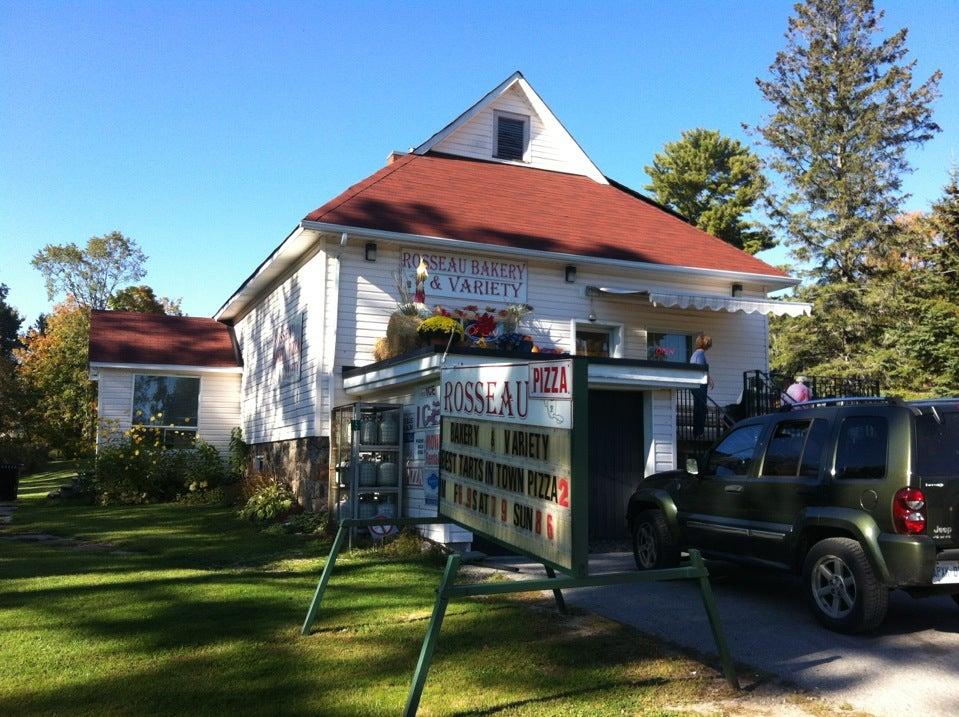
top-left (686, 457), bottom-right (700, 475)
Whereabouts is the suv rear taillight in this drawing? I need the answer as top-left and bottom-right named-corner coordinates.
top-left (893, 487), bottom-right (926, 535)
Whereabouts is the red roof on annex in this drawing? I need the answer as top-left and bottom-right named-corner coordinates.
top-left (304, 152), bottom-right (786, 278)
top-left (89, 311), bottom-right (240, 368)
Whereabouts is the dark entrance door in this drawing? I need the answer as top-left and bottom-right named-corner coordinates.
top-left (588, 389), bottom-right (646, 543)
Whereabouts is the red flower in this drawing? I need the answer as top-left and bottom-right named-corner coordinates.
top-left (467, 313), bottom-right (497, 337)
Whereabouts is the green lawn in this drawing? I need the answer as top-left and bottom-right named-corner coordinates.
top-left (0, 466), bottom-right (831, 716)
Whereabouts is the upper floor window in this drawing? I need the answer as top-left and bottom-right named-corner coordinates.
top-left (647, 332), bottom-right (693, 363)
top-left (132, 375), bottom-right (200, 448)
top-left (494, 112), bottom-right (528, 161)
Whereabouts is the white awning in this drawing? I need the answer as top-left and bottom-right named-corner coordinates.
top-left (586, 286), bottom-right (811, 317)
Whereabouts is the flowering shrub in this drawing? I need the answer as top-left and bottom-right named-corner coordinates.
top-left (417, 315), bottom-right (464, 340)
top-left (95, 425), bottom-right (225, 505)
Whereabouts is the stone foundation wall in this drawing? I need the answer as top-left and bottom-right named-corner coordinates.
top-left (249, 436), bottom-right (329, 512)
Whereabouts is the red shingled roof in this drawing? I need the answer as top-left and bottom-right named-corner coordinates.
top-left (89, 311), bottom-right (240, 368)
top-left (304, 152), bottom-right (786, 278)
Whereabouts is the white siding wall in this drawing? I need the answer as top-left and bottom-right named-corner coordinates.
top-left (96, 369), bottom-right (134, 440)
top-left (332, 241), bottom-right (770, 473)
top-left (233, 249), bottom-right (326, 445)
top-left (235, 236), bottom-right (771, 478)
top-left (334, 243), bottom-right (769, 407)
top-left (95, 368), bottom-right (240, 455)
top-left (197, 373), bottom-right (243, 450)
top-left (433, 84), bottom-right (600, 179)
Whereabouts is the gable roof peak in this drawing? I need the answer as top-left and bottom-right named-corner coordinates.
top-left (413, 71), bottom-right (608, 184)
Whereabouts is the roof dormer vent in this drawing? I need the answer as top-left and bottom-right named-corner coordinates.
top-left (494, 112), bottom-right (528, 161)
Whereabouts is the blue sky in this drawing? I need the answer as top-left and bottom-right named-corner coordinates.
top-left (2, 0), bottom-right (957, 324)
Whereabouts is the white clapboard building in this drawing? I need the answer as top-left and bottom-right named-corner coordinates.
top-left (89, 72), bottom-right (808, 546)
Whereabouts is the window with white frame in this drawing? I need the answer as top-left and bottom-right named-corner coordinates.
top-left (132, 375), bottom-right (200, 448)
top-left (494, 112), bottom-right (529, 161)
top-left (647, 332), bottom-right (694, 363)
top-left (572, 321), bottom-right (623, 358)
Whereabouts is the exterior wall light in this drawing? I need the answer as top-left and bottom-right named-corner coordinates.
top-left (565, 265), bottom-right (576, 283)
top-left (731, 283), bottom-right (743, 297)
top-left (365, 242), bottom-right (377, 262)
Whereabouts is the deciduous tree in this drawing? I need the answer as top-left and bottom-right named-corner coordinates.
top-left (15, 299), bottom-right (96, 455)
top-left (108, 285), bottom-right (183, 315)
top-left (645, 129), bottom-right (773, 254)
top-left (32, 231), bottom-right (147, 310)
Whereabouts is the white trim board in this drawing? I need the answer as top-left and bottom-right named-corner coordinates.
top-left (90, 361), bottom-right (242, 375)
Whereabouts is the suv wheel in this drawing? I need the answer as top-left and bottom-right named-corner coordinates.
top-left (631, 509), bottom-right (679, 570)
top-left (802, 537), bottom-right (888, 633)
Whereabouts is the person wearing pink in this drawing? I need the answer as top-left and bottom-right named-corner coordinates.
top-left (785, 376), bottom-right (812, 404)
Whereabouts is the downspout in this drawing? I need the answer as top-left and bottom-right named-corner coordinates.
top-left (315, 236), bottom-right (328, 432)
top-left (324, 235), bottom-right (344, 425)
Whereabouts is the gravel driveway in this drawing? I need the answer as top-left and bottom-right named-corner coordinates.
top-left (492, 552), bottom-right (959, 717)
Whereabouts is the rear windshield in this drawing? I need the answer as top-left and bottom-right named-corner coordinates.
top-left (914, 410), bottom-right (959, 476)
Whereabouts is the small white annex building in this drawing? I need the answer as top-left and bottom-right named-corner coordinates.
top-left (90, 72), bottom-right (808, 545)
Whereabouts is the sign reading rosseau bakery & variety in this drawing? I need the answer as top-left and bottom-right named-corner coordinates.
top-left (401, 247), bottom-right (528, 304)
top-left (438, 359), bottom-right (586, 575)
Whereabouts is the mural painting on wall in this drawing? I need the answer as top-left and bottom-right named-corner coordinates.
top-left (273, 312), bottom-right (303, 387)
top-left (403, 383), bottom-right (441, 507)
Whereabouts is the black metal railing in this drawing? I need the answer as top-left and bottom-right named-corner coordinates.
top-left (741, 370), bottom-right (881, 418)
top-left (676, 389), bottom-right (735, 446)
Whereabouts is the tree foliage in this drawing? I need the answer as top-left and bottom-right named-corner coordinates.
top-left (108, 284), bottom-right (183, 315)
top-left (0, 284), bottom-right (24, 358)
top-left (772, 173), bottom-right (959, 398)
top-left (761, 0), bottom-right (946, 394)
top-left (32, 231), bottom-right (147, 310)
top-left (645, 129), bottom-right (773, 254)
top-left (15, 299), bottom-right (96, 455)
top-left (756, 0), bottom-right (941, 283)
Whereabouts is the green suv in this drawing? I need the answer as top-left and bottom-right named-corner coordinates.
top-left (627, 397), bottom-right (959, 633)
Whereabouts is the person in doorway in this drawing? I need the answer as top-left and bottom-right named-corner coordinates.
top-left (784, 375), bottom-right (812, 404)
top-left (690, 334), bottom-right (714, 437)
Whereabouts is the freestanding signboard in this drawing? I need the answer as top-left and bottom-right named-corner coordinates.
top-left (301, 355), bottom-right (739, 717)
top-left (437, 358), bottom-right (588, 576)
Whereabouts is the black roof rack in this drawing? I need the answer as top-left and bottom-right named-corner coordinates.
top-left (780, 396), bottom-right (902, 412)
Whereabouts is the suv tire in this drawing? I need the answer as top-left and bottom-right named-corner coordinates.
top-left (802, 537), bottom-right (888, 633)
top-left (632, 509), bottom-right (680, 570)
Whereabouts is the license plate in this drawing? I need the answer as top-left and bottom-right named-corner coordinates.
top-left (932, 560), bottom-right (959, 585)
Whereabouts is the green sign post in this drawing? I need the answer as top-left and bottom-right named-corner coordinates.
top-left (301, 357), bottom-right (739, 716)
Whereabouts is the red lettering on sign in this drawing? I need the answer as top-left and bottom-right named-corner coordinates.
top-left (535, 510), bottom-right (542, 535)
top-left (547, 513), bottom-right (554, 540)
top-left (557, 478), bottom-right (569, 508)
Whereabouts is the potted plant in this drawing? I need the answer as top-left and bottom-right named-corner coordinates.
top-left (494, 332), bottom-right (534, 353)
top-left (417, 315), bottom-right (465, 347)
top-left (498, 303), bottom-right (534, 334)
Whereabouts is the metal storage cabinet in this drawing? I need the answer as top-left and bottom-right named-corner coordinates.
top-left (329, 403), bottom-right (404, 535)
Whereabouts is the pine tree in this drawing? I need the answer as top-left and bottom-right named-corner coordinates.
top-left (756, 0), bottom-right (941, 283)
top-left (645, 129), bottom-right (773, 254)
top-left (759, 0), bottom-right (941, 380)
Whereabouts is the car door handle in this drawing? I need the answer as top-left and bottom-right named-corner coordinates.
top-left (724, 484), bottom-right (744, 494)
